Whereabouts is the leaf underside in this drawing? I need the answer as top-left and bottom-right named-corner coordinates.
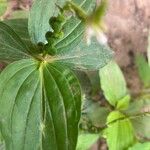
top-left (0, 59), bottom-right (81, 150)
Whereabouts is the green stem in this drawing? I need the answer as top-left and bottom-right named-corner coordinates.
top-left (82, 111), bottom-right (150, 134)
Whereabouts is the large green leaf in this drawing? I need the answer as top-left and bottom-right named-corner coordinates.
top-left (104, 111), bottom-right (135, 150)
top-left (76, 133), bottom-right (99, 150)
top-left (0, 22), bottom-right (31, 62)
top-left (55, 40), bottom-right (113, 70)
top-left (0, 59), bottom-right (81, 150)
top-left (125, 98), bottom-right (150, 140)
top-left (135, 55), bottom-right (150, 88)
top-left (99, 61), bottom-right (128, 107)
top-left (28, 0), bottom-right (95, 45)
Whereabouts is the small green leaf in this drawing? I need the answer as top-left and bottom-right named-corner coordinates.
top-left (99, 61), bottom-right (128, 107)
top-left (116, 94), bottom-right (130, 110)
top-left (125, 98), bottom-right (150, 140)
top-left (81, 99), bottom-right (110, 129)
top-left (0, 59), bottom-right (81, 150)
top-left (125, 97), bottom-right (150, 115)
top-left (135, 55), bottom-right (150, 88)
top-left (55, 40), bottom-right (113, 70)
top-left (77, 133), bottom-right (99, 150)
top-left (74, 71), bottom-right (93, 95)
top-left (0, 22), bottom-right (31, 62)
top-left (105, 111), bottom-right (135, 150)
top-left (128, 142), bottom-right (150, 150)
top-left (75, 71), bottom-right (100, 96)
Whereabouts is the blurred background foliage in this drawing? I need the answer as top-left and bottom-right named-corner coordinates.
top-left (0, 0), bottom-right (29, 19)
top-left (0, 0), bottom-right (7, 16)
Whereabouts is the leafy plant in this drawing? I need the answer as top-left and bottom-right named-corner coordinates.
top-left (0, 0), bottom-right (113, 150)
top-left (1, 0), bottom-right (149, 150)
top-left (78, 59), bottom-right (150, 150)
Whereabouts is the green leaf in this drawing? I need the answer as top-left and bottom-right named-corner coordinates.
top-left (55, 40), bottom-right (113, 70)
top-left (125, 97), bottom-right (150, 115)
top-left (28, 0), bottom-right (57, 43)
top-left (135, 55), bottom-right (150, 88)
top-left (3, 19), bottom-right (40, 55)
top-left (76, 133), bottom-right (99, 150)
top-left (104, 111), bottom-right (135, 150)
top-left (125, 98), bottom-right (150, 140)
top-left (0, 22), bottom-right (31, 62)
top-left (75, 71), bottom-right (100, 96)
top-left (74, 71), bottom-right (93, 95)
top-left (3, 19), bottom-right (30, 42)
top-left (116, 94), bottom-right (130, 110)
top-left (131, 111), bottom-right (150, 141)
top-left (99, 61), bottom-right (128, 107)
top-left (11, 10), bottom-right (29, 19)
top-left (0, 59), bottom-right (81, 150)
top-left (55, 0), bottom-right (96, 53)
top-left (28, 0), bottom-right (95, 44)
top-left (128, 142), bottom-right (150, 150)
top-left (81, 99), bottom-right (110, 130)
